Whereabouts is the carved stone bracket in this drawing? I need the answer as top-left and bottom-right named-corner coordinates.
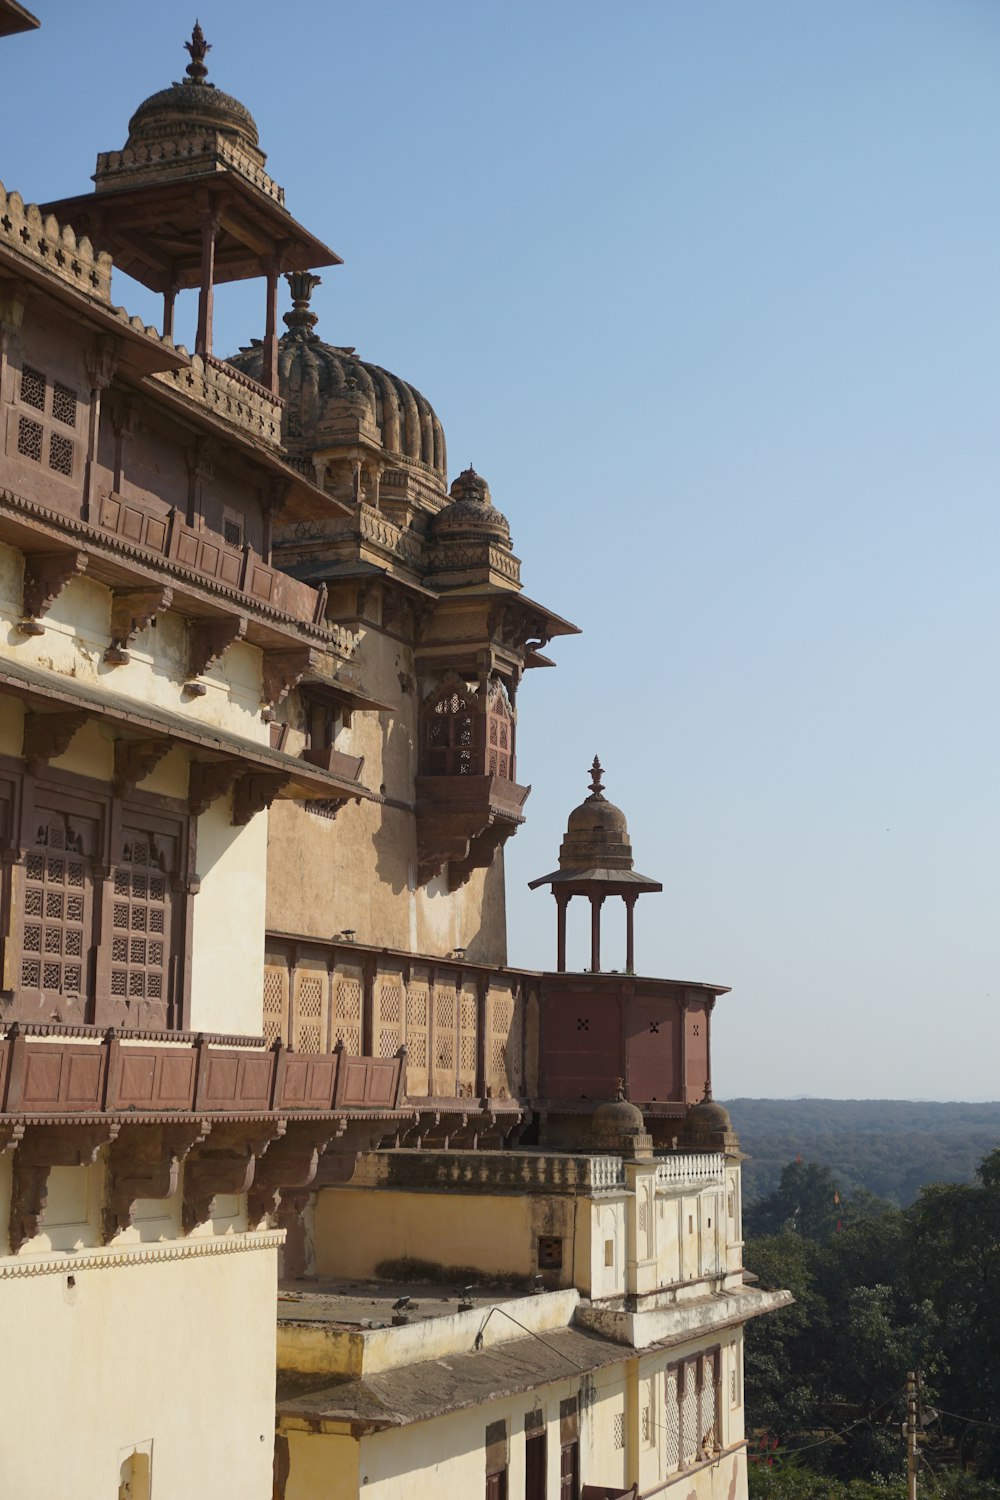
top-left (313, 1116), bottom-right (406, 1188)
top-left (103, 1120), bottom-right (209, 1242)
top-left (261, 647), bottom-right (317, 709)
top-left (84, 334), bottom-right (120, 393)
top-left (188, 759), bottom-right (243, 818)
top-left (0, 1122), bottom-right (25, 1156)
top-left (186, 615), bottom-right (247, 691)
top-left (247, 1120), bottom-right (339, 1225)
top-left (181, 1119), bottom-right (285, 1233)
top-left (232, 771), bottom-right (290, 827)
top-left (113, 738), bottom-right (172, 795)
top-left (105, 587), bottom-right (174, 665)
top-left (19, 551), bottom-right (89, 636)
top-left (22, 709), bottom-right (89, 774)
top-left (9, 1123), bottom-right (120, 1254)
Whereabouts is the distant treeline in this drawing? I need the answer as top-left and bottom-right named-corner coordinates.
top-left (723, 1097), bottom-right (1000, 1205)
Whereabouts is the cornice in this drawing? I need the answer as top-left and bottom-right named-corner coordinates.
top-left (0, 1228), bottom-right (286, 1278)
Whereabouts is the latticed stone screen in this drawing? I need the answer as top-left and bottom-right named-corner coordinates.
top-left (404, 982), bottom-right (429, 1095)
top-left (262, 963), bottom-right (288, 1046)
top-left (111, 832), bottom-right (172, 1006)
top-left (699, 1356), bottom-right (719, 1453)
top-left (332, 972), bottom-right (362, 1054)
top-left (293, 969), bottom-right (326, 1053)
top-left (681, 1362), bottom-right (699, 1466)
top-left (664, 1368), bottom-right (680, 1471)
top-left (377, 976), bottom-right (403, 1058)
top-left (20, 816), bottom-right (89, 999)
top-left (14, 365), bottom-right (78, 477)
top-left (458, 985), bottom-right (478, 1090)
top-left (433, 982), bottom-right (456, 1093)
top-left (613, 1412), bottom-right (625, 1451)
top-left (488, 988), bottom-right (521, 1097)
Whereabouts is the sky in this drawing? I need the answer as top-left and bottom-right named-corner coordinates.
top-left (5, 1), bottom-right (999, 1101)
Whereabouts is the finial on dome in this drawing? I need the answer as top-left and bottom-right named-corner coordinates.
top-left (183, 21), bottom-right (212, 85)
top-left (283, 272), bottom-right (321, 336)
top-left (588, 756), bottom-right (605, 798)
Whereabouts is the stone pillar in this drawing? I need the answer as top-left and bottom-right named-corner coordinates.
top-left (624, 894), bottom-right (637, 974)
top-left (263, 263), bottom-right (280, 394)
top-left (555, 891), bottom-right (570, 973)
top-left (196, 209), bottom-right (220, 357)
top-left (589, 892), bottom-right (604, 972)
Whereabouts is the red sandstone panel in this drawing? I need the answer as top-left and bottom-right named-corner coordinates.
top-left (64, 1051), bottom-right (103, 1107)
top-left (684, 999), bottom-right (709, 1099)
top-left (541, 991), bottom-right (620, 1101)
top-left (118, 1052), bottom-right (157, 1105)
top-left (21, 1049), bottom-right (64, 1106)
top-left (156, 1052), bottom-right (196, 1106)
top-left (626, 998), bottom-right (682, 1103)
top-left (238, 1053), bottom-right (273, 1106)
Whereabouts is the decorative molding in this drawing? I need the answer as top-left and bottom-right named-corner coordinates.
top-left (113, 738), bottom-right (172, 795)
top-left (105, 586), bottom-right (174, 665)
top-left (19, 550), bottom-right (89, 635)
top-left (0, 1229), bottom-right (286, 1278)
top-left (22, 709), bottom-right (88, 773)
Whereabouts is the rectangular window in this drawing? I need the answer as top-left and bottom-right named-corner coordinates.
top-left (538, 1236), bottom-right (563, 1269)
top-left (485, 1418), bottom-right (508, 1500)
top-left (13, 365), bottom-right (79, 480)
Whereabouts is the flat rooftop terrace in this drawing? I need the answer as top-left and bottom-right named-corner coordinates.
top-left (277, 1276), bottom-right (534, 1331)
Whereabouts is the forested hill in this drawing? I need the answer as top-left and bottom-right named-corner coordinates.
top-left (724, 1097), bottom-right (1000, 1205)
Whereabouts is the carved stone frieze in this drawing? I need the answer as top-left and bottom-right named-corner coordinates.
top-left (113, 738), bottom-right (172, 795)
top-left (181, 1120), bottom-right (285, 1233)
top-left (19, 551), bottom-right (89, 635)
top-left (105, 586), bottom-right (174, 665)
top-left (103, 1120), bottom-right (209, 1242)
top-left (22, 709), bottom-right (89, 774)
top-left (9, 1123), bottom-right (120, 1254)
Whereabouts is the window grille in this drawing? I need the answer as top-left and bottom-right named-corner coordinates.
top-left (680, 1362), bottom-right (699, 1466)
top-left (378, 976), bottom-right (403, 1058)
top-left (294, 973), bottom-right (324, 1053)
top-left (332, 976), bottom-right (362, 1054)
top-left (48, 431), bottom-right (74, 475)
top-left (459, 987), bottom-right (477, 1082)
top-left (403, 983), bottom-right (429, 1093)
top-left (262, 965), bottom-right (288, 1046)
top-left (17, 414), bottom-right (43, 461)
top-left (111, 835), bottom-right (170, 1004)
top-left (222, 511), bottom-right (244, 549)
top-left (613, 1412), bottom-right (625, 1451)
top-left (664, 1367), bottom-right (680, 1471)
top-left (423, 685), bottom-right (475, 776)
top-left (20, 817), bottom-right (88, 998)
top-left (20, 365), bottom-right (45, 410)
top-left (52, 381), bottom-right (77, 427)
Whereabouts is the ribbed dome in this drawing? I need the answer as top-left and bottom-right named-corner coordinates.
top-left (226, 272), bottom-right (447, 479)
top-left (559, 758), bottom-right (634, 873)
top-left (591, 1087), bottom-right (652, 1157)
top-left (432, 468), bottom-right (510, 547)
top-left (680, 1086), bottom-right (738, 1152)
top-left (126, 25), bottom-right (262, 159)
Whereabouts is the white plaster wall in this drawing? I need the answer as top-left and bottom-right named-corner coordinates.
top-left (190, 792), bottom-right (268, 1034)
top-left (0, 543), bottom-right (267, 742)
top-left (0, 1246), bottom-right (278, 1500)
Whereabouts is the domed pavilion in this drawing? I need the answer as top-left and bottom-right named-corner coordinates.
top-left (529, 757), bottom-right (662, 973)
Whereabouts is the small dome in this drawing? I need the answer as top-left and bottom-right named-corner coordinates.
top-left (226, 273), bottom-right (447, 479)
top-left (591, 1087), bottom-right (652, 1156)
top-left (559, 758), bottom-right (634, 873)
top-left (432, 467), bottom-right (511, 548)
top-left (680, 1086), bottom-right (738, 1151)
top-left (125, 25), bottom-right (262, 159)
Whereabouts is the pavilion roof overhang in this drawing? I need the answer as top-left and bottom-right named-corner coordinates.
top-left (528, 867), bottom-right (663, 894)
top-left (0, 0), bottom-right (39, 35)
top-left (0, 654), bottom-right (371, 807)
top-left (41, 173), bottom-right (341, 294)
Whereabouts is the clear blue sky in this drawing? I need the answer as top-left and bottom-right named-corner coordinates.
top-left (7, 2), bottom-right (999, 1101)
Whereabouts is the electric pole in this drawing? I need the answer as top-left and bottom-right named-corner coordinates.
top-left (906, 1370), bottom-right (919, 1500)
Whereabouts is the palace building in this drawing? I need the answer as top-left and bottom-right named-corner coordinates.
top-left (0, 14), bottom-right (789, 1499)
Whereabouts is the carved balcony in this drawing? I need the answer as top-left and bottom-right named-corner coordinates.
top-left (415, 773), bottom-right (530, 889)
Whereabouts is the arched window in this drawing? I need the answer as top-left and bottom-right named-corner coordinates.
top-left (421, 682), bottom-right (477, 776)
